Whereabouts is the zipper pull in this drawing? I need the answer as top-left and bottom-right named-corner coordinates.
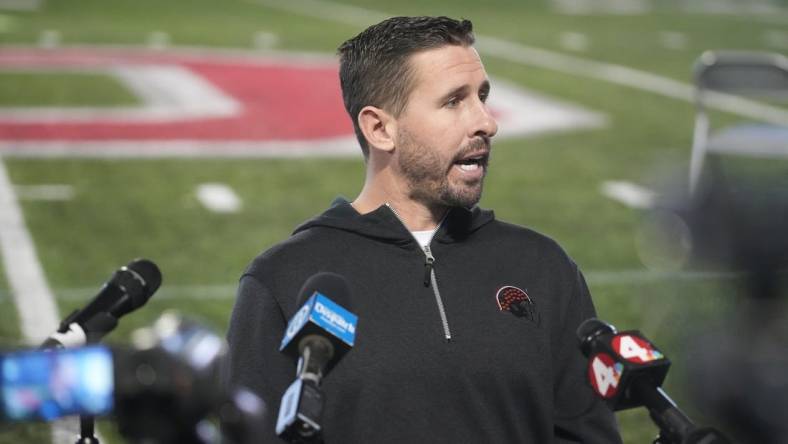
top-left (423, 258), bottom-right (434, 287)
top-left (423, 246), bottom-right (435, 287)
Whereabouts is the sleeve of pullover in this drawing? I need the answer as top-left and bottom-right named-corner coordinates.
top-left (552, 266), bottom-right (623, 444)
top-left (223, 273), bottom-right (294, 443)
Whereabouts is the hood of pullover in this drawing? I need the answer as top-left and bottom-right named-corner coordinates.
top-left (293, 197), bottom-right (496, 247)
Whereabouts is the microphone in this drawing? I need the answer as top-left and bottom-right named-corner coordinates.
top-left (275, 272), bottom-right (358, 443)
top-left (577, 318), bottom-right (730, 444)
top-left (41, 259), bottom-right (162, 349)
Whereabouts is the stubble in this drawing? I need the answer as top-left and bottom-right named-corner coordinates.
top-left (396, 128), bottom-right (490, 209)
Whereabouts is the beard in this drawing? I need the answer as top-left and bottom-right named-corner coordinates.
top-left (395, 128), bottom-right (490, 209)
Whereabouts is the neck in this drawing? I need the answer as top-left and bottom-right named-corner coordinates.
top-left (352, 164), bottom-right (447, 231)
top-left (386, 199), bottom-right (447, 231)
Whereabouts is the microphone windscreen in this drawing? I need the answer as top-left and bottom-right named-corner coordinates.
top-left (128, 259), bottom-right (162, 292)
top-left (576, 318), bottom-right (617, 354)
top-left (124, 259), bottom-right (162, 308)
top-left (295, 272), bottom-right (352, 309)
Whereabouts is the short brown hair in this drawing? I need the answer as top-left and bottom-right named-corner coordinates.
top-left (337, 16), bottom-right (475, 158)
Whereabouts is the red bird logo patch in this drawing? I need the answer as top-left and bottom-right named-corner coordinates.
top-left (496, 286), bottom-right (540, 323)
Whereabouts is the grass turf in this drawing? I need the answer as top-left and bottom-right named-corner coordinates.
top-left (0, 1), bottom-right (783, 442)
top-left (0, 72), bottom-right (139, 107)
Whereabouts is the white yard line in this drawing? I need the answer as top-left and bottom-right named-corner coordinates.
top-left (14, 184), bottom-right (75, 201)
top-left (248, 0), bottom-right (388, 26)
top-left (0, 159), bottom-right (89, 443)
top-left (0, 0), bottom-right (42, 11)
top-left (475, 36), bottom-right (788, 126)
top-left (551, 0), bottom-right (652, 15)
top-left (731, 13), bottom-right (788, 26)
top-left (0, 138), bottom-right (361, 158)
top-left (682, 0), bottom-right (782, 16)
top-left (54, 284), bottom-right (240, 301)
top-left (25, 270), bottom-right (739, 303)
top-left (0, 43), bottom-right (339, 66)
top-left (0, 160), bottom-right (60, 343)
top-left (585, 269), bottom-right (740, 286)
top-left (253, 0), bottom-right (788, 127)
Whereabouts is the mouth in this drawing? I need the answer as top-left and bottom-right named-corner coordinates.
top-left (452, 150), bottom-right (489, 173)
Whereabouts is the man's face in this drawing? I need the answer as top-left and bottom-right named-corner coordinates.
top-left (393, 44), bottom-right (498, 208)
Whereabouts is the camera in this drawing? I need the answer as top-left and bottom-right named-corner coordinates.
top-left (0, 312), bottom-right (264, 444)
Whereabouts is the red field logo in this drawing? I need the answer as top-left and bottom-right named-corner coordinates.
top-left (0, 47), bottom-right (605, 157)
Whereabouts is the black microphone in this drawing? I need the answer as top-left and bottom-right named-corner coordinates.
top-left (41, 259), bottom-right (162, 349)
top-left (577, 318), bottom-right (730, 444)
top-left (276, 272), bottom-right (358, 443)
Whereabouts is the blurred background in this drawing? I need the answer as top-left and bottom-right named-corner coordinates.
top-left (1, 0), bottom-right (787, 442)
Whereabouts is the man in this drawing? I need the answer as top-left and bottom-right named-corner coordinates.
top-left (225, 16), bottom-right (621, 443)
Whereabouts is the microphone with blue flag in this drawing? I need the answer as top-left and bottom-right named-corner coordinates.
top-left (276, 272), bottom-right (358, 443)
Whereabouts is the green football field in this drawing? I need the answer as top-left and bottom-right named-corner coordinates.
top-left (0, 0), bottom-right (785, 442)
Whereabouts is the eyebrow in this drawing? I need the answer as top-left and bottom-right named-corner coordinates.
top-left (439, 79), bottom-right (491, 103)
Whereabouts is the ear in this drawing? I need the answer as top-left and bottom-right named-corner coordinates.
top-left (358, 105), bottom-right (396, 153)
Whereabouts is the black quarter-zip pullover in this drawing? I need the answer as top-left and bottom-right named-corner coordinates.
top-left (224, 197), bottom-right (621, 443)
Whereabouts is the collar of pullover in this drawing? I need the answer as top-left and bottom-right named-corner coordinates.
top-left (293, 197), bottom-right (495, 247)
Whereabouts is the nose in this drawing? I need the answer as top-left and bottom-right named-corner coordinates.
top-left (471, 100), bottom-right (498, 139)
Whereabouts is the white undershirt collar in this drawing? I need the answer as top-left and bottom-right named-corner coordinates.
top-left (411, 228), bottom-right (438, 248)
